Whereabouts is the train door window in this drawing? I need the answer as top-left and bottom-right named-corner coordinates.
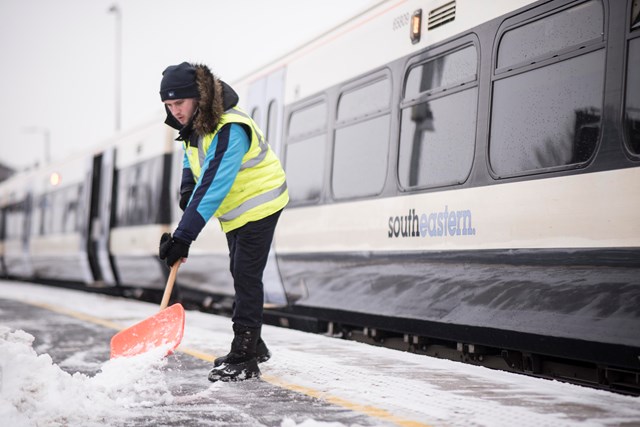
top-left (32, 194), bottom-right (44, 236)
top-left (285, 100), bottom-right (327, 204)
top-left (63, 184), bottom-right (82, 233)
top-left (624, 4), bottom-right (640, 155)
top-left (48, 188), bottom-right (61, 234)
top-left (49, 186), bottom-right (68, 234)
top-left (51, 189), bottom-right (65, 234)
top-left (6, 198), bottom-right (27, 240)
top-left (41, 193), bottom-right (51, 235)
top-left (5, 204), bottom-right (19, 240)
top-left (251, 106), bottom-right (260, 125)
top-left (489, 0), bottom-right (605, 177)
top-left (37, 188), bottom-right (67, 236)
top-left (115, 157), bottom-right (164, 226)
top-left (398, 43), bottom-right (478, 190)
top-left (333, 74), bottom-right (391, 199)
top-left (266, 100), bottom-right (278, 143)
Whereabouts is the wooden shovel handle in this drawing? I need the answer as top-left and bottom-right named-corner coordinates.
top-left (160, 261), bottom-right (180, 311)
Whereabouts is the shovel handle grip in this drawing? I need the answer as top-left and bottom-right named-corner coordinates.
top-left (160, 261), bottom-right (180, 311)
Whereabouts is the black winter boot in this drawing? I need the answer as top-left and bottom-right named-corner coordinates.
top-left (208, 324), bottom-right (261, 382)
top-left (213, 336), bottom-right (271, 367)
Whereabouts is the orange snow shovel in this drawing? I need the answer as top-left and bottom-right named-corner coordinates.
top-left (110, 262), bottom-right (185, 359)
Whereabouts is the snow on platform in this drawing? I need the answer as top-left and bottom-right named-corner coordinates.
top-left (0, 280), bottom-right (638, 427)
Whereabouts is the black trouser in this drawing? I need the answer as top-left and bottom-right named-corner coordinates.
top-left (225, 209), bottom-right (282, 329)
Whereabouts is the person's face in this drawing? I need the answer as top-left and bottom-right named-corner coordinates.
top-left (164, 98), bottom-right (198, 125)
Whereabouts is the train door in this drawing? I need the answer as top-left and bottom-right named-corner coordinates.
top-left (86, 149), bottom-right (118, 286)
top-left (246, 67), bottom-right (288, 307)
top-left (247, 67), bottom-right (286, 156)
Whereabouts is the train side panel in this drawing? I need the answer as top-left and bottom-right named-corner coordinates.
top-left (268, 0), bottom-right (640, 374)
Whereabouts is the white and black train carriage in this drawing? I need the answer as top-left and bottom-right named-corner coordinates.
top-left (232, 0), bottom-right (640, 392)
top-left (0, 0), bottom-right (638, 394)
top-left (0, 117), bottom-right (241, 302)
top-left (0, 127), bottom-right (158, 289)
top-left (0, 156), bottom-right (100, 284)
top-left (0, 115), bottom-right (257, 303)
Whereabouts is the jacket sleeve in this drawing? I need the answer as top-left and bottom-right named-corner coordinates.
top-left (173, 123), bottom-right (250, 242)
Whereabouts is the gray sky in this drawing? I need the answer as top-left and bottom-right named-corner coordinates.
top-left (0, 0), bottom-right (377, 170)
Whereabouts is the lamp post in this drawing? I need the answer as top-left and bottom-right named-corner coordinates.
top-left (108, 4), bottom-right (122, 132)
top-left (22, 126), bottom-right (51, 165)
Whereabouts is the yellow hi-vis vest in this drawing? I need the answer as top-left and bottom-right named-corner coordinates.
top-left (182, 107), bottom-right (288, 232)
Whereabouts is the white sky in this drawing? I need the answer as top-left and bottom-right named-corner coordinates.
top-left (2, 280), bottom-right (640, 426)
top-left (0, 0), bottom-right (378, 171)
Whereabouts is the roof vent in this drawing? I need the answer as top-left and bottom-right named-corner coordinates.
top-left (428, 1), bottom-right (456, 30)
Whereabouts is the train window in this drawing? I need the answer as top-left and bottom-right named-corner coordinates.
top-left (491, 51), bottom-right (604, 176)
top-left (333, 116), bottom-right (390, 199)
top-left (114, 156), bottom-right (165, 226)
top-left (337, 78), bottom-right (390, 123)
top-left (285, 101), bottom-right (327, 203)
top-left (32, 195), bottom-right (45, 236)
top-left (34, 184), bottom-right (83, 235)
top-left (40, 193), bottom-right (52, 235)
top-left (490, 3), bottom-right (605, 177)
top-left (404, 45), bottom-right (476, 100)
top-left (63, 185), bottom-right (82, 233)
top-left (399, 45), bottom-right (478, 190)
top-left (5, 197), bottom-right (29, 240)
top-left (40, 194), bottom-right (50, 235)
top-left (5, 204), bottom-right (20, 239)
top-left (624, 37), bottom-right (640, 155)
top-left (288, 102), bottom-right (326, 139)
top-left (333, 76), bottom-right (391, 199)
top-left (48, 189), bottom-right (63, 234)
top-left (285, 135), bottom-right (325, 202)
top-left (497, 0), bottom-right (604, 72)
top-left (632, 0), bottom-right (640, 30)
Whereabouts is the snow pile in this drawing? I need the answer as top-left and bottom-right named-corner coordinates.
top-left (0, 327), bottom-right (173, 427)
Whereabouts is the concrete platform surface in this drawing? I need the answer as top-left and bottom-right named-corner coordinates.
top-left (1, 280), bottom-right (639, 427)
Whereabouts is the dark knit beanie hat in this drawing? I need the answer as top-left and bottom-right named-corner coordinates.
top-left (160, 62), bottom-right (199, 101)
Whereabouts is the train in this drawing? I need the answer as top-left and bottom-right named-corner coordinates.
top-left (1, 0), bottom-right (639, 394)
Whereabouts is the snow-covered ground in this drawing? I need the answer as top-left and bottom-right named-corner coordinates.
top-left (1, 280), bottom-right (639, 427)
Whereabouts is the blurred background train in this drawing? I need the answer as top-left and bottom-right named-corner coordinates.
top-left (1, 0), bottom-right (639, 394)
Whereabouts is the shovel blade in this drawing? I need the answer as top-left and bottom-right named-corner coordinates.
top-left (110, 303), bottom-right (185, 359)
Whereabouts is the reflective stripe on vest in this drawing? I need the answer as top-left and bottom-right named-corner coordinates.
top-left (218, 182), bottom-right (288, 222)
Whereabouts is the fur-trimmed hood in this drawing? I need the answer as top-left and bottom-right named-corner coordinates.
top-left (164, 63), bottom-right (239, 139)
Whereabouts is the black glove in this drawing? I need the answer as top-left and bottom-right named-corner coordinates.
top-left (159, 232), bottom-right (190, 268)
top-left (179, 191), bottom-right (192, 211)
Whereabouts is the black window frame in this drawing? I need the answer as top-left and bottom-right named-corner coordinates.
top-left (397, 34), bottom-right (480, 192)
top-left (283, 97), bottom-right (329, 206)
top-left (488, 0), bottom-right (608, 179)
top-left (113, 155), bottom-right (166, 227)
top-left (331, 69), bottom-right (393, 201)
top-left (622, 0), bottom-right (640, 159)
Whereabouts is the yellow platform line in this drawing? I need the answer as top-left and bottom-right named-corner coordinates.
top-left (23, 300), bottom-right (431, 427)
